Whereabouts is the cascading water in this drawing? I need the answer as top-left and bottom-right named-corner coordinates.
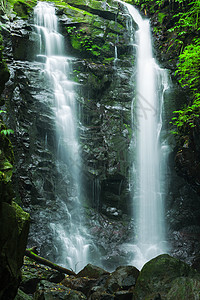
top-left (122, 2), bottom-right (169, 269)
top-left (34, 2), bottom-right (91, 272)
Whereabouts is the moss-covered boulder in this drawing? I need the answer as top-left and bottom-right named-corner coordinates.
top-left (166, 277), bottom-right (200, 300)
top-left (133, 254), bottom-right (200, 300)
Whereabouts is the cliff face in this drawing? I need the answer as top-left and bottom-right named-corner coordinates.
top-left (1, 0), bottom-right (200, 271)
top-left (0, 32), bottom-right (30, 300)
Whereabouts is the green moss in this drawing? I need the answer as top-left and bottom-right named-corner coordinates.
top-left (13, 0), bottom-right (37, 18)
top-left (6, 0), bottom-right (37, 16)
top-left (71, 36), bottom-right (82, 51)
top-left (66, 0), bottom-right (103, 11)
top-left (12, 201), bottom-right (30, 234)
top-left (167, 277), bottom-right (200, 300)
top-left (0, 115), bottom-right (15, 203)
top-left (103, 57), bottom-right (114, 63)
top-left (133, 254), bottom-right (199, 300)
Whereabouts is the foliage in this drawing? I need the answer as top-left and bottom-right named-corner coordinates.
top-left (0, 110), bottom-right (14, 136)
top-left (175, 38), bottom-right (200, 91)
top-left (171, 95), bottom-right (200, 135)
top-left (1, 128), bottom-right (14, 135)
top-left (67, 26), bottom-right (102, 57)
top-left (173, 0), bottom-right (200, 34)
top-left (0, 0), bottom-right (37, 16)
top-left (166, 1), bottom-right (200, 136)
top-left (129, 0), bottom-right (190, 13)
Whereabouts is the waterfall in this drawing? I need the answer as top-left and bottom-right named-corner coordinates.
top-left (34, 2), bottom-right (91, 272)
top-left (123, 2), bottom-right (169, 269)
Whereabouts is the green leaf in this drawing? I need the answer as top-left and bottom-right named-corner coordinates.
top-left (1, 129), bottom-right (14, 136)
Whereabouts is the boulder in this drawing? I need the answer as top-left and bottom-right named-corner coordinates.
top-left (20, 257), bottom-right (65, 295)
top-left (62, 276), bottom-right (96, 296)
top-left (88, 290), bottom-right (115, 300)
top-left (166, 277), bottom-right (200, 300)
top-left (34, 280), bottom-right (87, 300)
top-left (77, 264), bottom-right (109, 279)
top-left (14, 289), bottom-right (33, 300)
top-left (133, 254), bottom-right (200, 300)
top-left (105, 265), bottom-right (139, 293)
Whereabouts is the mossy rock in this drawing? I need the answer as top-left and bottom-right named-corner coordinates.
top-left (13, 0), bottom-right (37, 18)
top-left (34, 280), bottom-right (87, 300)
top-left (64, 14), bottom-right (126, 60)
top-left (133, 254), bottom-right (200, 300)
top-left (14, 289), bottom-right (32, 300)
top-left (166, 277), bottom-right (200, 300)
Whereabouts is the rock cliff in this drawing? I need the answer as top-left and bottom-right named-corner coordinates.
top-left (0, 31), bottom-right (30, 300)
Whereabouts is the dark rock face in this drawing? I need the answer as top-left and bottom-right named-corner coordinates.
top-left (0, 29), bottom-right (30, 299)
top-left (0, 117), bottom-right (30, 300)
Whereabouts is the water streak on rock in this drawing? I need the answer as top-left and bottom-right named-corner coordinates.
top-left (34, 2), bottom-right (91, 272)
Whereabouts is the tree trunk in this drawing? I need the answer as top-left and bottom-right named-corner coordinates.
top-left (25, 248), bottom-right (76, 276)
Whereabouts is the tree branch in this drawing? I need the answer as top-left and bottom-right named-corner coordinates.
top-left (25, 248), bottom-right (76, 276)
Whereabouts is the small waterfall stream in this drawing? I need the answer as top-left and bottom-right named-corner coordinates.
top-left (122, 2), bottom-right (169, 269)
top-left (34, 2), bottom-right (91, 272)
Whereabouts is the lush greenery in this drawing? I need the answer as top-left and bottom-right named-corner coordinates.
top-left (169, 1), bottom-right (200, 136)
top-left (0, 0), bottom-right (37, 17)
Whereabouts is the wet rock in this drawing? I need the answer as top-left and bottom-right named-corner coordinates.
top-left (175, 148), bottom-right (200, 194)
top-left (19, 257), bottom-right (66, 295)
top-left (11, 19), bottom-right (38, 61)
top-left (14, 289), bottom-right (33, 300)
top-left (34, 280), bottom-right (87, 300)
top-left (114, 290), bottom-right (133, 300)
top-left (62, 276), bottom-right (96, 296)
top-left (88, 291), bottom-right (115, 300)
top-left (105, 265), bottom-right (139, 293)
top-left (48, 272), bottom-right (65, 283)
top-left (77, 264), bottom-right (109, 279)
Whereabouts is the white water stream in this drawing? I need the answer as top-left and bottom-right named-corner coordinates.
top-left (123, 2), bottom-right (169, 269)
top-left (34, 2), bottom-right (90, 272)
